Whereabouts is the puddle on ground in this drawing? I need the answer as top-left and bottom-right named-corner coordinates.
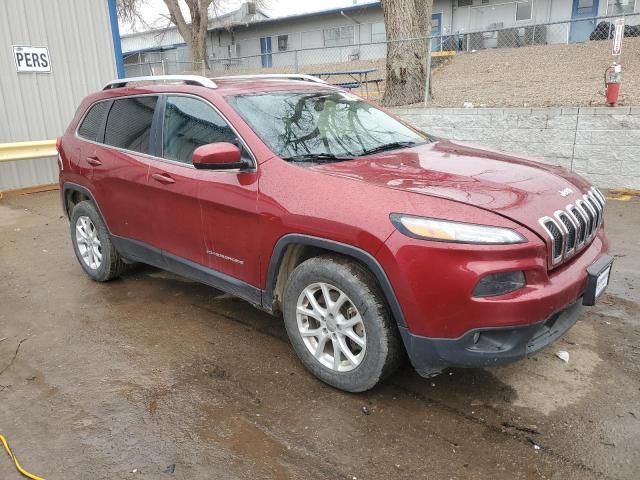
top-left (195, 405), bottom-right (291, 480)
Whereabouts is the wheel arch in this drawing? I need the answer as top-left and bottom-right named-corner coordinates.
top-left (264, 234), bottom-right (407, 328)
top-left (62, 182), bottom-right (113, 233)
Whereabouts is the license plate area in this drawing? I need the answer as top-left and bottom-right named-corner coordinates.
top-left (583, 255), bottom-right (613, 306)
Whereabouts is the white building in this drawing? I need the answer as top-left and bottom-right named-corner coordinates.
top-left (121, 0), bottom-right (640, 74)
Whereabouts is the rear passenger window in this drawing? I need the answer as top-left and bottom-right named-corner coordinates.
top-left (78, 102), bottom-right (108, 141)
top-left (104, 96), bottom-right (158, 154)
top-left (162, 96), bottom-right (238, 164)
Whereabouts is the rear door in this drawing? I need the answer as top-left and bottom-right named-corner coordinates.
top-left (89, 95), bottom-right (159, 246)
top-left (75, 100), bottom-right (110, 178)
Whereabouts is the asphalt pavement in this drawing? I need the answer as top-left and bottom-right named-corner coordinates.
top-left (0, 191), bottom-right (638, 480)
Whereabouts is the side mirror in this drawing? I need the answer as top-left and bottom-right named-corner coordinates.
top-left (192, 142), bottom-right (248, 170)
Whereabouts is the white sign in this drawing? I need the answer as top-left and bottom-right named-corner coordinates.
top-left (612, 18), bottom-right (624, 56)
top-left (13, 45), bottom-right (51, 73)
top-left (596, 266), bottom-right (611, 298)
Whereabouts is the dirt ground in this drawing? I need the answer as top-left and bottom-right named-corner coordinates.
top-left (430, 37), bottom-right (640, 108)
top-left (0, 191), bottom-right (639, 480)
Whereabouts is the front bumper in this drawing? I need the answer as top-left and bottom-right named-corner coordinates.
top-left (400, 299), bottom-right (584, 377)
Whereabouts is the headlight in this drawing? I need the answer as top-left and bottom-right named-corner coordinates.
top-left (390, 214), bottom-right (526, 244)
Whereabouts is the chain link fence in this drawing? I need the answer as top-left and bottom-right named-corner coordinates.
top-left (123, 12), bottom-right (640, 105)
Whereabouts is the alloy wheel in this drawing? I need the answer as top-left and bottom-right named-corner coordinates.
top-left (296, 282), bottom-right (366, 372)
top-left (75, 215), bottom-right (102, 270)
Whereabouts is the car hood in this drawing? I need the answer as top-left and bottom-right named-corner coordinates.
top-left (311, 140), bottom-right (593, 234)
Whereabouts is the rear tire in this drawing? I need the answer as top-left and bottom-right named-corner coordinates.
top-left (70, 201), bottom-right (127, 282)
top-left (283, 254), bottom-right (403, 392)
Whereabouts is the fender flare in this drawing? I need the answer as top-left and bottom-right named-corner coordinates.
top-left (263, 234), bottom-right (407, 328)
top-left (62, 182), bottom-right (111, 232)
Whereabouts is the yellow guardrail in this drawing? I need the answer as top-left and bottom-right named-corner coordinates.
top-left (432, 50), bottom-right (456, 57)
top-left (432, 50), bottom-right (456, 58)
top-left (0, 140), bottom-right (57, 162)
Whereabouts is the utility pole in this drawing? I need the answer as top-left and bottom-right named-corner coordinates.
top-left (423, 24), bottom-right (433, 106)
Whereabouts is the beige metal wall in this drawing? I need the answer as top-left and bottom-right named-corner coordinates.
top-left (0, 0), bottom-right (117, 190)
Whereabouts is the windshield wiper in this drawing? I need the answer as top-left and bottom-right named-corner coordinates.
top-left (359, 141), bottom-right (421, 157)
top-left (283, 153), bottom-right (352, 163)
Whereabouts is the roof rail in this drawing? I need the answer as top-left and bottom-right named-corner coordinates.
top-left (102, 75), bottom-right (218, 90)
top-left (211, 74), bottom-right (327, 84)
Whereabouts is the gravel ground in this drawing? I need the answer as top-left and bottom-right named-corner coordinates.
top-left (0, 191), bottom-right (639, 480)
top-left (430, 37), bottom-right (640, 108)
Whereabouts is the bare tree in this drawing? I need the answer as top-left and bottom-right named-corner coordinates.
top-left (164, 0), bottom-right (211, 67)
top-left (117, 1), bottom-right (266, 68)
top-left (381, 0), bottom-right (432, 106)
top-left (117, 0), bottom-right (144, 24)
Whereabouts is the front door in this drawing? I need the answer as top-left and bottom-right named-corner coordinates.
top-left (431, 13), bottom-right (443, 52)
top-left (570, 0), bottom-right (599, 42)
top-left (152, 94), bottom-right (261, 287)
top-left (260, 36), bottom-right (272, 68)
top-left (146, 95), bottom-right (213, 267)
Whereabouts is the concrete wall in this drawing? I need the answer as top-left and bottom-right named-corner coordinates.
top-left (0, 0), bottom-right (118, 191)
top-left (394, 106), bottom-right (640, 189)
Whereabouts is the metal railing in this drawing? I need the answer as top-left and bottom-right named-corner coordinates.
top-left (0, 140), bottom-right (57, 162)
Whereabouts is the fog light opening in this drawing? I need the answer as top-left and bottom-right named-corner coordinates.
top-left (473, 271), bottom-right (526, 298)
top-left (472, 332), bottom-right (481, 344)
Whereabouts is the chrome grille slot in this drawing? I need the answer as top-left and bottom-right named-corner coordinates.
top-left (579, 200), bottom-right (595, 237)
top-left (568, 206), bottom-right (586, 246)
top-left (539, 188), bottom-right (605, 268)
top-left (591, 187), bottom-right (606, 207)
top-left (586, 193), bottom-right (601, 227)
top-left (589, 188), bottom-right (605, 227)
top-left (539, 217), bottom-right (564, 264)
top-left (556, 211), bottom-right (576, 254)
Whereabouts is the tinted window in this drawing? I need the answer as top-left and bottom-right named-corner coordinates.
top-left (104, 96), bottom-right (158, 154)
top-left (162, 96), bottom-right (238, 164)
top-left (78, 102), bottom-right (109, 141)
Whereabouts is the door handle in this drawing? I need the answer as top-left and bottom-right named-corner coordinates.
top-left (151, 172), bottom-right (175, 184)
top-left (86, 155), bottom-right (102, 166)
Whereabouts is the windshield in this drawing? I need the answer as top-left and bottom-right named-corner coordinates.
top-left (226, 91), bottom-right (430, 162)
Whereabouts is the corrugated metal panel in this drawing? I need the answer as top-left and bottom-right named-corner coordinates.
top-left (0, 0), bottom-right (117, 190)
top-left (122, 28), bottom-right (186, 54)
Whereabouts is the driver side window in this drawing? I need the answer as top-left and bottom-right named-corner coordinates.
top-left (162, 96), bottom-right (240, 165)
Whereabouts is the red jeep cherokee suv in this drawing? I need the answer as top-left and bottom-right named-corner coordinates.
top-left (58, 74), bottom-right (612, 392)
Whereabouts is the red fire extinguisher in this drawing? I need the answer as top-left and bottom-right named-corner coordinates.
top-left (604, 63), bottom-right (622, 107)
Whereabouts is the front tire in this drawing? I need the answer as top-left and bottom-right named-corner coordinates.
top-left (283, 254), bottom-right (403, 392)
top-left (70, 201), bottom-right (127, 282)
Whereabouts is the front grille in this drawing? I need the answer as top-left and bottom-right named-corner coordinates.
top-left (543, 219), bottom-right (564, 260)
top-left (539, 187), bottom-right (605, 268)
top-left (586, 195), bottom-right (601, 226)
top-left (569, 206), bottom-right (587, 244)
top-left (558, 213), bottom-right (576, 252)
top-left (580, 199), bottom-right (595, 234)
